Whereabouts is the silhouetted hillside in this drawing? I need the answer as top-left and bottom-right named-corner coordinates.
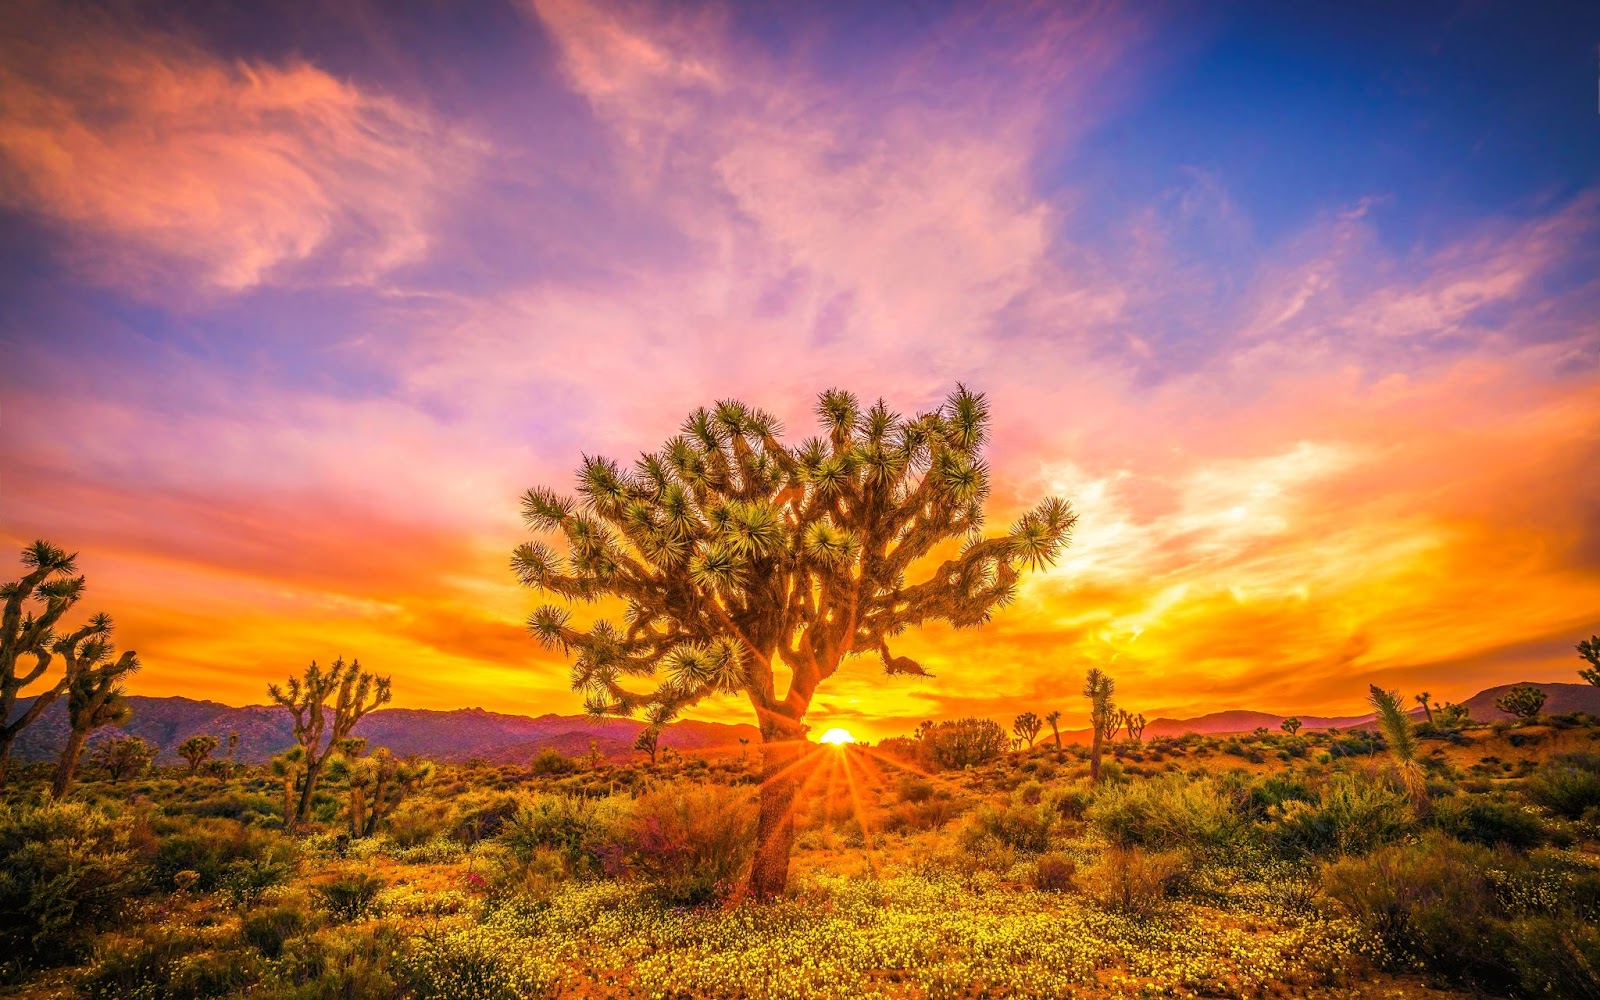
top-left (11, 697), bottom-right (759, 764)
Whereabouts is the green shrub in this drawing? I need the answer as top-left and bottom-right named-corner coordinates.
top-left (242, 903), bottom-right (313, 958)
top-left (501, 792), bottom-right (628, 876)
top-left (613, 784), bottom-right (755, 905)
top-left (529, 747), bottom-right (577, 776)
top-left (315, 872), bottom-right (385, 922)
top-left (1087, 774), bottom-right (1245, 855)
top-left (1430, 793), bottom-right (1545, 849)
top-left (960, 794), bottom-right (1055, 854)
top-left (81, 925), bottom-right (263, 1000)
top-left (1081, 845), bottom-right (1184, 916)
top-left (897, 776), bottom-right (935, 803)
top-left (0, 800), bottom-right (146, 974)
top-left (1525, 754), bottom-right (1600, 819)
top-left (1269, 775), bottom-right (1410, 856)
top-left (1318, 833), bottom-right (1600, 996)
top-left (918, 718), bottom-right (1010, 770)
top-left (154, 817), bottom-right (296, 891)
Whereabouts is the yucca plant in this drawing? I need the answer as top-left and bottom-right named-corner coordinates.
top-left (1368, 684), bottom-right (1425, 806)
top-left (0, 541), bottom-right (85, 786)
top-left (50, 614), bottom-right (140, 799)
top-left (268, 657), bottom-right (391, 830)
top-left (1084, 668), bottom-right (1116, 783)
top-left (513, 385), bottom-right (1074, 898)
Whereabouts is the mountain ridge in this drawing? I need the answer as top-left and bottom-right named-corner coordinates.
top-left (11, 682), bottom-right (1598, 763)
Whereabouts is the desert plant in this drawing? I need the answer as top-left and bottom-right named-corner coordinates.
top-left (530, 746), bottom-right (577, 775)
top-left (501, 792), bottom-right (628, 876)
top-left (335, 743), bottom-right (434, 839)
top-left (0, 800), bottom-right (145, 973)
top-left (1495, 684), bottom-right (1546, 723)
top-left (0, 541), bottom-right (84, 786)
top-left (1435, 701), bottom-right (1471, 731)
top-left (51, 617), bottom-right (140, 799)
top-left (1084, 668), bottom-right (1116, 782)
top-left (267, 656), bottom-right (391, 829)
top-left (91, 735), bottom-right (156, 782)
top-left (917, 717), bottom-right (1010, 769)
top-left (178, 734), bottom-right (220, 776)
top-left (269, 747), bottom-right (306, 827)
top-left (1414, 692), bottom-right (1435, 726)
top-left (1122, 710), bottom-right (1147, 742)
top-left (1368, 684), bottom-right (1425, 805)
top-left (1429, 793), bottom-right (1545, 849)
top-left (615, 783), bottom-right (757, 905)
top-left (241, 903), bottom-right (312, 959)
top-left (1082, 845), bottom-right (1183, 916)
top-left (1032, 852), bottom-right (1076, 892)
top-left (1012, 711), bottom-right (1042, 749)
top-left (1270, 774), bottom-right (1411, 856)
top-left (1087, 773), bottom-right (1247, 856)
top-left (1281, 716), bottom-right (1301, 736)
top-left (1044, 709), bottom-right (1062, 749)
top-left (316, 871), bottom-right (385, 921)
top-left (513, 386), bottom-right (1074, 898)
top-left (1524, 754), bottom-right (1600, 819)
top-left (1578, 635), bottom-right (1600, 687)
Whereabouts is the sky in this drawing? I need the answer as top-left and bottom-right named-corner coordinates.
top-left (2, 0), bottom-right (1598, 740)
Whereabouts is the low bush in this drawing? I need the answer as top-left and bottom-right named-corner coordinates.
top-left (81, 925), bottom-right (263, 1000)
top-left (960, 790), bottom-right (1057, 855)
top-left (1268, 774), bottom-right (1410, 856)
top-left (153, 817), bottom-right (296, 891)
top-left (614, 784), bottom-right (756, 905)
top-left (1032, 852), bottom-right (1076, 892)
top-left (501, 792), bottom-right (628, 877)
top-left (1524, 754), bottom-right (1600, 819)
top-left (315, 872), bottom-right (386, 922)
top-left (1430, 793), bottom-right (1545, 849)
top-left (1087, 774), bottom-right (1246, 855)
top-left (1080, 846), bottom-right (1183, 916)
top-left (242, 903), bottom-right (313, 959)
top-left (0, 800), bottom-right (146, 974)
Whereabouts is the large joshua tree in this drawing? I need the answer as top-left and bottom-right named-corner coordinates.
top-left (513, 386), bottom-right (1074, 899)
top-left (51, 615), bottom-right (140, 798)
top-left (0, 541), bottom-right (85, 785)
top-left (268, 657), bottom-right (391, 830)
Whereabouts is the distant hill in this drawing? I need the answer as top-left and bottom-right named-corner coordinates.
top-left (10, 696), bottom-right (760, 765)
top-left (12, 682), bottom-right (1598, 764)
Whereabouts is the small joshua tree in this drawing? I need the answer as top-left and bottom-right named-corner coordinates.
top-left (1413, 692), bottom-right (1435, 726)
top-left (1122, 711), bottom-right (1147, 743)
top-left (332, 739), bottom-right (433, 839)
top-left (1044, 709), bottom-right (1062, 749)
top-left (1280, 716), bottom-right (1301, 736)
top-left (635, 702), bottom-right (674, 765)
top-left (513, 386), bottom-right (1074, 899)
top-left (178, 734), bottom-right (220, 776)
top-left (1013, 711), bottom-right (1042, 749)
top-left (1368, 685), bottom-right (1424, 805)
top-left (92, 735), bottom-right (156, 781)
top-left (226, 731), bottom-right (240, 764)
top-left (1578, 636), bottom-right (1600, 687)
top-left (268, 657), bottom-right (391, 830)
top-left (270, 747), bottom-right (306, 827)
top-left (1, 541), bottom-right (86, 786)
top-left (1084, 668), bottom-right (1116, 783)
top-left (51, 616), bottom-right (140, 799)
top-left (635, 725), bottom-right (662, 764)
top-left (1435, 701), bottom-right (1471, 731)
top-left (1495, 685), bottom-right (1546, 724)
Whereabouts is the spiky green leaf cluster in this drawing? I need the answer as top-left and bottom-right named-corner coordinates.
top-left (512, 386), bottom-right (1075, 729)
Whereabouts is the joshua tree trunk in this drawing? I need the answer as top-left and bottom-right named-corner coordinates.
top-left (51, 729), bottom-right (88, 799)
top-left (748, 733), bottom-right (805, 902)
top-left (292, 756), bottom-right (327, 829)
top-left (1089, 727), bottom-right (1103, 783)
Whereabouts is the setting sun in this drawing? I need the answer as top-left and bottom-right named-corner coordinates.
top-left (819, 728), bottom-right (855, 746)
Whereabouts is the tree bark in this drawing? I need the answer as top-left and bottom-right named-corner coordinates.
top-left (51, 730), bottom-right (87, 799)
top-left (0, 732), bottom-right (14, 789)
top-left (294, 756), bottom-right (326, 828)
top-left (1089, 728), bottom-right (1103, 783)
top-left (747, 731), bottom-right (806, 901)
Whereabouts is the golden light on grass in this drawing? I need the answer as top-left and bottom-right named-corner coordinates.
top-left (819, 727), bottom-right (855, 745)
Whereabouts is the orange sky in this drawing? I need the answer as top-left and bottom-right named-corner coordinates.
top-left (2, 0), bottom-right (1597, 741)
